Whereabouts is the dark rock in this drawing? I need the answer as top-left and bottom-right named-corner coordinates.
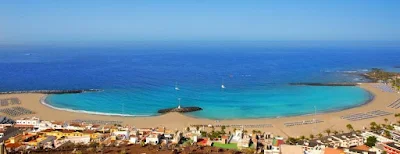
top-left (158, 107), bottom-right (202, 114)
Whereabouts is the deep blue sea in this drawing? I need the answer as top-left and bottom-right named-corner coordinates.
top-left (0, 42), bottom-right (399, 119)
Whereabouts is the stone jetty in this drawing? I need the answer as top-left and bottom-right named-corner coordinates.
top-left (0, 89), bottom-right (102, 94)
top-left (158, 107), bottom-right (202, 114)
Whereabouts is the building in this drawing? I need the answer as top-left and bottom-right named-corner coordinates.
top-left (264, 137), bottom-right (285, 154)
top-left (361, 131), bottom-right (394, 143)
top-left (15, 117), bottom-right (40, 130)
top-left (145, 133), bottom-right (161, 145)
top-left (378, 142), bottom-right (400, 154)
top-left (324, 148), bottom-right (345, 154)
top-left (330, 133), bottom-right (363, 148)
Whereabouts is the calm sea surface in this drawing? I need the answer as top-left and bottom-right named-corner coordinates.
top-left (0, 42), bottom-right (399, 119)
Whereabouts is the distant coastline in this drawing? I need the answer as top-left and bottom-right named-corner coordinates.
top-left (0, 89), bottom-right (102, 94)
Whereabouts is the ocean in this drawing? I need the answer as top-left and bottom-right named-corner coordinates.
top-left (0, 42), bottom-right (399, 119)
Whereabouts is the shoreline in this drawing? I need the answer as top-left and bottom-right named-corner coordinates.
top-left (1, 83), bottom-right (399, 137)
top-left (40, 95), bottom-right (151, 117)
top-left (40, 85), bottom-right (375, 120)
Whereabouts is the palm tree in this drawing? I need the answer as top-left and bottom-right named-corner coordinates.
top-left (384, 118), bottom-right (388, 123)
top-left (299, 135), bottom-right (306, 140)
top-left (309, 134), bottom-right (314, 140)
top-left (324, 129), bottom-right (331, 136)
top-left (346, 124), bottom-right (354, 132)
top-left (333, 130), bottom-right (339, 135)
top-left (370, 122), bottom-right (378, 131)
top-left (221, 125), bottom-right (226, 131)
top-left (286, 137), bottom-right (298, 145)
top-left (317, 133), bottom-right (323, 139)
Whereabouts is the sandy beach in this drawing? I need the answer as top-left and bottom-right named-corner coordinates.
top-left (0, 83), bottom-right (399, 138)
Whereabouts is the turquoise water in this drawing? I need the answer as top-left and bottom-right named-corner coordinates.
top-left (0, 43), bottom-right (398, 119)
top-left (46, 85), bottom-right (371, 119)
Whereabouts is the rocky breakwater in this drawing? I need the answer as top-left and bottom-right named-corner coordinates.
top-left (158, 107), bottom-right (202, 114)
top-left (0, 89), bottom-right (102, 94)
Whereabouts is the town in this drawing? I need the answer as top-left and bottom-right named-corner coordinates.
top-left (0, 115), bottom-right (400, 154)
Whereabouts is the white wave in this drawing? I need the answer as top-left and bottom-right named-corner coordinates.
top-left (40, 96), bottom-right (151, 117)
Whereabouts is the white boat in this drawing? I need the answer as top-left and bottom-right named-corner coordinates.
top-left (175, 82), bottom-right (180, 91)
top-left (221, 84), bottom-right (225, 89)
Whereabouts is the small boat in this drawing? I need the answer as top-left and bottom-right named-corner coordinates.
top-left (175, 82), bottom-right (180, 91)
top-left (221, 79), bottom-right (226, 89)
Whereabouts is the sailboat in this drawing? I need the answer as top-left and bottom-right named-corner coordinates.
top-left (221, 79), bottom-right (226, 89)
top-left (175, 82), bottom-right (180, 91)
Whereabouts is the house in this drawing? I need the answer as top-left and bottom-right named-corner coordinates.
top-left (14, 117), bottom-right (40, 130)
top-left (264, 137), bottom-right (285, 154)
top-left (378, 142), bottom-right (400, 154)
top-left (145, 133), bottom-right (161, 145)
top-left (362, 131), bottom-right (394, 143)
top-left (172, 131), bottom-right (182, 144)
top-left (65, 123), bottom-right (85, 131)
top-left (129, 135), bottom-right (138, 144)
top-left (62, 136), bottom-right (91, 144)
top-left (15, 117), bottom-right (40, 127)
top-left (237, 135), bottom-right (251, 149)
top-left (112, 130), bottom-right (129, 140)
top-left (331, 132), bottom-right (363, 148)
top-left (41, 129), bottom-right (90, 139)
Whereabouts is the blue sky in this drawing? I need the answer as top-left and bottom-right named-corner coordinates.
top-left (0, 0), bottom-right (399, 44)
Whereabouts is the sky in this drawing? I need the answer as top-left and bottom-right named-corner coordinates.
top-left (0, 0), bottom-right (399, 45)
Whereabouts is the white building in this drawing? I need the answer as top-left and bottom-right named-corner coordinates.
top-left (16, 117), bottom-right (40, 127)
top-left (112, 130), bottom-right (130, 140)
top-left (63, 136), bottom-right (91, 144)
top-left (361, 131), bottom-right (394, 143)
top-left (129, 135), bottom-right (138, 144)
top-left (146, 134), bottom-right (161, 145)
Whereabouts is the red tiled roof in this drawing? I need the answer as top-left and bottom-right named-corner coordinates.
top-left (14, 124), bottom-right (34, 128)
top-left (6, 143), bottom-right (22, 148)
top-left (61, 130), bottom-right (76, 133)
top-left (324, 148), bottom-right (345, 154)
top-left (351, 145), bottom-right (370, 151)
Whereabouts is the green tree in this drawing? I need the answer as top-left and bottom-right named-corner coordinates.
top-left (324, 129), bottom-right (331, 136)
top-left (299, 135), bottom-right (306, 140)
top-left (221, 126), bottom-right (226, 134)
top-left (317, 133), bottom-right (323, 139)
top-left (333, 130), bottom-right (339, 135)
top-left (365, 136), bottom-right (377, 147)
top-left (384, 118), bottom-right (388, 123)
top-left (221, 125), bottom-right (226, 131)
top-left (309, 134), bottom-right (314, 140)
top-left (186, 127), bottom-right (190, 132)
top-left (286, 137), bottom-right (298, 145)
top-left (346, 124), bottom-right (354, 132)
top-left (384, 130), bottom-right (391, 138)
